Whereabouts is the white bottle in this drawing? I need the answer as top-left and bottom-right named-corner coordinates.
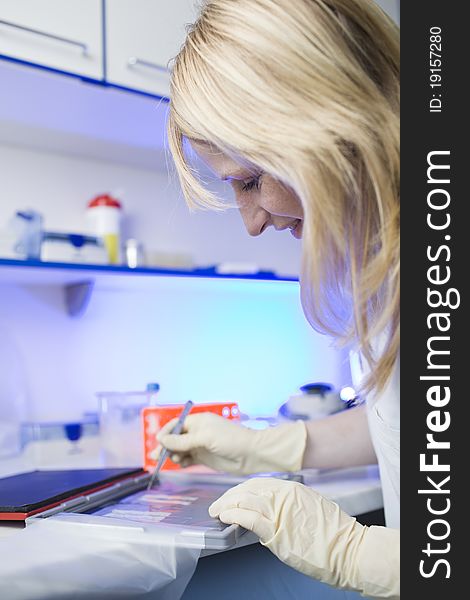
top-left (86, 194), bottom-right (122, 264)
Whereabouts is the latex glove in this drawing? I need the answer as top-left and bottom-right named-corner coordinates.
top-left (156, 413), bottom-right (307, 475)
top-left (209, 478), bottom-right (400, 599)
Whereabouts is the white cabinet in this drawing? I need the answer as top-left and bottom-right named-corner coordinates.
top-left (105, 0), bottom-right (198, 98)
top-left (0, 1), bottom-right (398, 98)
top-left (0, 0), bottom-right (103, 79)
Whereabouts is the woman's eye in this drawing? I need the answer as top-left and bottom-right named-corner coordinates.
top-left (241, 176), bottom-right (262, 192)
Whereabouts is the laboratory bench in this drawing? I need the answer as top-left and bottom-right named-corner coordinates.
top-left (0, 444), bottom-right (383, 599)
top-left (182, 466), bottom-right (384, 599)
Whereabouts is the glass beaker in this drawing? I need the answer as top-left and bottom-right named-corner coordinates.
top-left (97, 391), bottom-right (150, 467)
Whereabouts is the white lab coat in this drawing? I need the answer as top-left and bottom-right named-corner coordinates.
top-left (350, 343), bottom-right (400, 529)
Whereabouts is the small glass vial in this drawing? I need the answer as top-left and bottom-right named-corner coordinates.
top-left (124, 238), bottom-right (145, 269)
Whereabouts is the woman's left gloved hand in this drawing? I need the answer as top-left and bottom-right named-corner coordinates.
top-left (209, 478), bottom-right (400, 599)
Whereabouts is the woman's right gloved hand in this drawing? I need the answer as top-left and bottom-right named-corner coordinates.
top-left (155, 412), bottom-right (307, 475)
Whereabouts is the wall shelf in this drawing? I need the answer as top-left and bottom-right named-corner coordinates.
top-left (0, 258), bottom-right (297, 282)
top-left (0, 259), bottom-right (298, 317)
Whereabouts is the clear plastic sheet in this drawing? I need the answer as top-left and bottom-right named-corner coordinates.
top-left (0, 518), bottom-right (201, 599)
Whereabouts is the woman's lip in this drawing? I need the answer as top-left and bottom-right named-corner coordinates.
top-left (290, 219), bottom-right (303, 239)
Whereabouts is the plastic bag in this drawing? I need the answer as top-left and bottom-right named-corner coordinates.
top-left (0, 518), bottom-right (201, 599)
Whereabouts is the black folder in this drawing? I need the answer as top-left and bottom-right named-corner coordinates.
top-left (0, 468), bottom-right (145, 519)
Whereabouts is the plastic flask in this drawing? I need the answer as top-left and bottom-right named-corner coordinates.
top-left (86, 194), bottom-right (122, 264)
top-left (97, 383), bottom-right (160, 467)
top-left (146, 382), bottom-right (161, 405)
top-left (10, 209), bottom-right (43, 259)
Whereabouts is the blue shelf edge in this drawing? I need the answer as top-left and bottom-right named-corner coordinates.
top-left (0, 258), bottom-right (298, 283)
top-left (0, 53), bottom-right (171, 103)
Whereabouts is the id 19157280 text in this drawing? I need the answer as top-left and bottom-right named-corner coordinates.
top-left (429, 26), bottom-right (443, 113)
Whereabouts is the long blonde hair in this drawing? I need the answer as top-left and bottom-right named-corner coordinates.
top-left (168, 0), bottom-right (400, 394)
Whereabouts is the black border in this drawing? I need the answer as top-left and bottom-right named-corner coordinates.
top-left (401, 3), bottom-right (465, 596)
top-left (0, 468), bottom-right (144, 513)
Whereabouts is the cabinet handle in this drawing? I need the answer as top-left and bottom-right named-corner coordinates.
top-left (0, 19), bottom-right (88, 55)
top-left (128, 57), bottom-right (167, 73)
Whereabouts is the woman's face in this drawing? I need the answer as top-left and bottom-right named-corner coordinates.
top-left (192, 142), bottom-right (304, 239)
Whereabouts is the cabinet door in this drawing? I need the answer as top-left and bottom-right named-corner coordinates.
top-left (105, 0), bottom-right (198, 98)
top-left (0, 0), bottom-right (103, 79)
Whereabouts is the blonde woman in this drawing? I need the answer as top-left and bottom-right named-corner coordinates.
top-left (158, 0), bottom-right (399, 597)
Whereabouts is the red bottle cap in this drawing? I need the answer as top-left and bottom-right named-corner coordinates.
top-left (88, 194), bottom-right (122, 209)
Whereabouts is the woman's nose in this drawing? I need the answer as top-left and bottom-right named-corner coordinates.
top-left (239, 204), bottom-right (270, 237)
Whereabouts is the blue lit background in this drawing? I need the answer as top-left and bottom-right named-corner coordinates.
top-left (68, 276), bottom-right (350, 419)
top-left (0, 275), bottom-right (350, 421)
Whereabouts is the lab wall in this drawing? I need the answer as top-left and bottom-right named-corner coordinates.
top-left (0, 142), bottom-right (301, 277)
top-left (0, 277), bottom-right (351, 421)
top-left (0, 140), bottom-right (349, 423)
top-left (0, 41), bottom-right (354, 425)
top-left (376, 0), bottom-right (399, 24)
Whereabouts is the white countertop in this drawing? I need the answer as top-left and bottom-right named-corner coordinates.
top-left (0, 437), bottom-right (383, 540)
top-left (1, 470), bottom-right (382, 542)
top-left (0, 440), bottom-right (384, 599)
